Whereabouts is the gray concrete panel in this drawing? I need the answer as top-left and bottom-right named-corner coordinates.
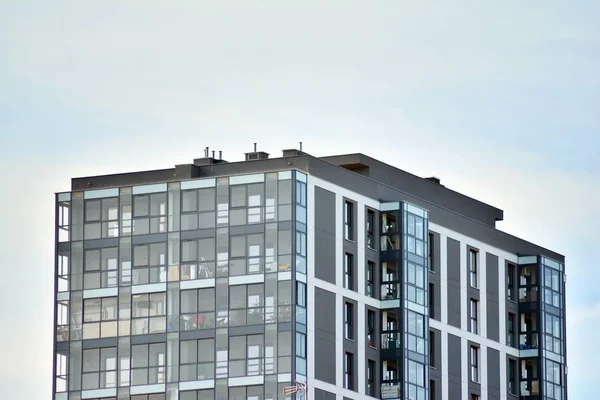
top-left (315, 287), bottom-right (336, 385)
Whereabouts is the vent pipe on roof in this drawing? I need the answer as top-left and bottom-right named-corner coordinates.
top-left (299, 142), bottom-right (303, 151)
top-left (254, 142), bottom-right (257, 152)
top-left (219, 151), bottom-right (222, 160)
top-left (205, 147), bottom-right (209, 157)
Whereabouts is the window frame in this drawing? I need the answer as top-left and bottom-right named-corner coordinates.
top-left (366, 261), bottom-right (375, 297)
top-left (470, 299), bottom-right (478, 335)
top-left (469, 249), bottom-right (478, 288)
top-left (470, 346), bottom-right (479, 383)
top-left (81, 346), bottom-right (118, 390)
top-left (344, 352), bottom-right (354, 390)
top-left (366, 209), bottom-right (375, 249)
top-left (344, 252), bottom-right (354, 290)
top-left (344, 302), bottom-right (354, 340)
top-left (131, 342), bottom-right (166, 386)
top-left (82, 296), bottom-right (118, 339)
top-left (131, 292), bottom-right (167, 335)
top-left (344, 201), bottom-right (354, 241)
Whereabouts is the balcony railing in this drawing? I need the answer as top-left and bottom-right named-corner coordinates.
top-left (381, 283), bottom-right (401, 300)
top-left (519, 287), bottom-right (539, 303)
top-left (381, 331), bottom-right (400, 350)
top-left (519, 333), bottom-right (539, 350)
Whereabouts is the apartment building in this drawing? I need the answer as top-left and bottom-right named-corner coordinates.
top-left (53, 147), bottom-right (567, 400)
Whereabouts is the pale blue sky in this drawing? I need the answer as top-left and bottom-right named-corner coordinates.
top-left (0, 1), bottom-right (598, 399)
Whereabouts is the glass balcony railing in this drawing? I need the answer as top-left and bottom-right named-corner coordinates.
top-left (380, 283), bottom-right (401, 300)
top-left (381, 331), bottom-right (400, 350)
top-left (519, 287), bottom-right (539, 303)
top-left (520, 380), bottom-right (540, 396)
top-left (519, 333), bottom-right (539, 350)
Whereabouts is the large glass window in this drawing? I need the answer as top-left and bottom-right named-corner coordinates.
top-left (84, 247), bottom-right (118, 289)
top-left (131, 342), bottom-right (166, 385)
top-left (367, 310), bottom-right (376, 348)
top-left (133, 193), bottom-right (167, 235)
top-left (543, 267), bottom-right (562, 308)
top-left (507, 263), bottom-right (516, 301)
top-left (82, 347), bottom-right (117, 389)
top-left (181, 188), bottom-right (216, 230)
top-left (85, 197), bottom-right (119, 239)
top-left (179, 390), bottom-right (214, 400)
top-left (83, 297), bottom-right (118, 339)
top-left (229, 234), bottom-right (264, 275)
top-left (406, 261), bottom-right (426, 306)
top-left (180, 338), bottom-right (215, 381)
top-left (181, 238), bottom-right (216, 280)
top-left (229, 284), bottom-right (265, 326)
top-left (545, 359), bottom-right (563, 400)
top-left (406, 310), bottom-right (426, 355)
top-left (508, 359), bottom-right (516, 394)
top-left (367, 360), bottom-right (375, 396)
top-left (132, 292), bottom-right (166, 335)
top-left (180, 288), bottom-right (215, 331)
top-left (544, 313), bottom-right (563, 355)
top-left (229, 334), bottom-right (264, 377)
top-left (132, 242), bottom-right (166, 285)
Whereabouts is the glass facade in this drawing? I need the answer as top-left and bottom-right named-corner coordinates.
top-left (379, 202), bottom-right (429, 400)
top-left (54, 171), bottom-right (302, 400)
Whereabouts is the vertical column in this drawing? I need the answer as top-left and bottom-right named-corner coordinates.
top-left (460, 242), bottom-right (468, 332)
top-left (498, 257), bottom-right (506, 346)
top-left (335, 193), bottom-right (343, 287)
top-left (336, 294), bottom-right (344, 388)
top-left (441, 331), bottom-right (449, 400)
top-left (461, 338), bottom-right (468, 400)
top-left (440, 233), bottom-right (448, 325)
top-left (306, 177), bottom-right (316, 400)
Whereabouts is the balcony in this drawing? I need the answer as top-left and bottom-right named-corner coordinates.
top-left (380, 382), bottom-right (401, 400)
top-left (381, 331), bottom-right (400, 350)
top-left (519, 332), bottom-right (539, 357)
top-left (380, 283), bottom-right (400, 300)
top-left (519, 287), bottom-right (539, 303)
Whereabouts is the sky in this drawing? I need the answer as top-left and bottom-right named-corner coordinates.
top-left (0, 1), bottom-right (598, 399)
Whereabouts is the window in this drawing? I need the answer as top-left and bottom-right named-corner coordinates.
top-left (277, 280), bottom-right (292, 323)
top-left (367, 360), bottom-right (375, 396)
top-left (508, 359), bottom-right (516, 394)
top-left (132, 292), bottom-right (166, 335)
top-left (229, 334), bottom-right (264, 377)
top-left (344, 253), bottom-right (354, 290)
top-left (133, 192), bottom-right (167, 235)
top-left (429, 283), bottom-right (435, 318)
top-left (180, 338), bottom-right (215, 381)
top-left (545, 359), bottom-right (562, 399)
top-left (131, 342), bottom-right (166, 385)
top-left (133, 242), bottom-right (166, 285)
top-left (507, 263), bottom-right (515, 301)
top-left (406, 310), bottom-right (426, 355)
top-left (82, 347), bottom-right (117, 389)
top-left (469, 249), bottom-right (478, 288)
top-left (366, 209), bottom-right (375, 249)
top-left (344, 302), bottom-right (354, 340)
top-left (181, 188), bottom-right (216, 230)
top-left (130, 394), bottom-right (165, 400)
top-left (470, 299), bottom-right (478, 334)
top-left (277, 331), bottom-right (292, 374)
top-left (545, 313), bottom-right (563, 355)
top-left (229, 284), bottom-right (265, 326)
top-left (344, 352), bottom-right (354, 390)
top-left (367, 310), bottom-right (376, 348)
top-left (84, 247), bottom-right (118, 289)
top-left (344, 201), bottom-right (354, 241)
top-left (85, 197), bottom-right (119, 239)
top-left (366, 261), bottom-right (375, 297)
top-left (179, 390), bottom-right (214, 400)
top-left (428, 233), bottom-right (434, 271)
top-left (508, 313), bottom-right (516, 347)
top-left (471, 395), bottom-right (480, 400)
top-left (470, 346), bottom-right (479, 382)
top-left (180, 288), bottom-right (216, 331)
top-left (406, 261), bottom-right (426, 306)
top-left (543, 267), bottom-right (562, 308)
top-left (83, 297), bottom-right (118, 339)
top-left (180, 238), bottom-right (216, 281)
top-left (429, 331), bottom-right (435, 368)
top-left (430, 380), bottom-right (436, 400)
top-left (296, 281), bottom-right (307, 325)
top-left (296, 332), bottom-right (307, 375)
